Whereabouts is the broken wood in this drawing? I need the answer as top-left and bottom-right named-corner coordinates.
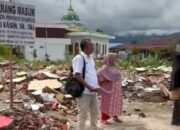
top-left (159, 83), bottom-right (180, 100)
top-left (43, 86), bottom-right (61, 94)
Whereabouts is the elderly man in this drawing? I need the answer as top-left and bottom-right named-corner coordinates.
top-left (72, 39), bottom-right (103, 130)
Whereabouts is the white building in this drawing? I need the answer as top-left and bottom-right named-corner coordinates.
top-left (17, 23), bottom-right (71, 61)
top-left (19, 0), bottom-right (114, 61)
top-left (61, 1), bottom-right (114, 57)
top-left (67, 32), bottom-right (114, 57)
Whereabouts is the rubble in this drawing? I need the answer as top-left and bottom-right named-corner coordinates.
top-left (159, 83), bottom-right (180, 100)
top-left (121, 66), bottom-right (172, 102)
top-left (0, 60), bottom-right (9, 67)
top-left (0, 60), bottom-right (176, 129)
top-left (0, 84), bottom-right (4, 92)
top-left (28, 79), bottom-right (62, 90)
top-left (40, 71), bottom-right (60, 79)
top-left (6, 76), bottom-right (27, 83)
top-left (135, 67), bottom-right (147, 72)
top-left (0, 62), bottom-right (76, 130)
top-left (16, 71), bottom-right (27, 77)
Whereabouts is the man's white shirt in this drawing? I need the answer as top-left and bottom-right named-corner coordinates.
top-left (72, 51), bottom-right (99, 95)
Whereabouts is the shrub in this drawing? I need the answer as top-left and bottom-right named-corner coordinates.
top-left (0, 45), bottom-right (9, 59)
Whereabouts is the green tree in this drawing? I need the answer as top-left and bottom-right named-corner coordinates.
top-left (131, 40), bottom-right (138, 45)
top-left (96, 28), bottom-right (103, 32)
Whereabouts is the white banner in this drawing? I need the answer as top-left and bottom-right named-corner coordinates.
top-left (0, 1), bottom-right (35, 45)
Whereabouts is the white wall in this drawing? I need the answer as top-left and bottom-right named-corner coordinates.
top-left (176, 44), bottom-right (180, 52)
top-left (68, 35), bottom-right (110, 55)
top-left (69, 35), bottom-right (109, 44)
top-left (25, 38), bottom-right (71, 61)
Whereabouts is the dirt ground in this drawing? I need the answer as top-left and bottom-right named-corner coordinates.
top-left (0, 65), bottom-right (179, 130)
top-left (1, 96), bottom-right (179, 130)
top-left (71, 100), bottom-right (180, 130)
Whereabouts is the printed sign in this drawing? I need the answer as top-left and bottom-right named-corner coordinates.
top-left (0, 1), bottom-right (35, 45)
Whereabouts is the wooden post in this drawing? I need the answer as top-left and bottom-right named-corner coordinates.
top-left (9, 46), bottom-right (13, 109)
top-left (9, 0), bottom-right (13, 109)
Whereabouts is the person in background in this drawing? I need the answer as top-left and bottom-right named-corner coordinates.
top-left (171, 54), bottom-right (180, 126)
top-left (72, 39), bottom-right (103, 130)
top-left (97, 53), bottom-right (123, 124)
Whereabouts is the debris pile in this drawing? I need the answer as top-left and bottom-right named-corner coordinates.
top-left (0, 62), bottom-right (75, 130)
top-left (121, 66), bottom-right (172, 102)
top-left (0, 61), bottom-right (175, 129)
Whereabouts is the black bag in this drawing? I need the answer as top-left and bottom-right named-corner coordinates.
top-left (65, 55), bottom-right (86, 97)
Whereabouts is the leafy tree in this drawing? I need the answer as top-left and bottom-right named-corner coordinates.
top-left (131, 40), bottom-right (138, 44)
top-left (96, 28), bottom-right (103, 32)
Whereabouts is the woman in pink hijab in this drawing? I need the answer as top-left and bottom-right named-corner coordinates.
top-left (97, 53), bottom-right (123, 124)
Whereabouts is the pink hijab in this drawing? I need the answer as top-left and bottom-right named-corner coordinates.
top-left (97, 53), bottom-right (121, 82)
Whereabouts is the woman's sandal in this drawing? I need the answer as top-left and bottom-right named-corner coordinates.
top-left (101, 120), bottom-right (112, 125)
top-left (113, 117), bottom-right (123, 123)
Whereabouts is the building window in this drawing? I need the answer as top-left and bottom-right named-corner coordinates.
top-left (68, 43), bottom-right (73, 55)
top-left (96, 43), bottom-right (98, 55)
top-left (75, 43), bottom-right (79, 55)
top-left (39, 46), bottom-right (44, 49)
top-left (102, 44), bottom-right (105, 54)
top-left (30, 46), bottom-right (34, 48)
top-left (98, 44), bottom-right (101, 54)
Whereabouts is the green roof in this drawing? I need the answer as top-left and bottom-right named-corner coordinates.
top-left (61, 3), bottom-right (80, 21)
top-left (68, 26), bottom-right (87, 32)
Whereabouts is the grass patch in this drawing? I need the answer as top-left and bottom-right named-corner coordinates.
top-left (117, 57), bottom-right (172, 69)
top-left (0, 45), bottom-right (9, 59)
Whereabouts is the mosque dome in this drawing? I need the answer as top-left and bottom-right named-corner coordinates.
top-left (61, 1), bottom-right (80, 22)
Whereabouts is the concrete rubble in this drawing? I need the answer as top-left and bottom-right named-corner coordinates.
top-left (0, 62), bottom-right (74, 130)
top-left (121, 66), bottom-right (172, 103)
top-left (0, 61), bottom-right (177, 130)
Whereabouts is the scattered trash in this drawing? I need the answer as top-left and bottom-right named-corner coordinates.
top-left (135, 67), bottom-right (147, 72)
top-left (16, 71), bottom-right (27, 77)
top-left (0, 85), bottom-right (4, 92)
top-left (41, 71), bottom-right (60, 79)
top-left (31, 103), bottom-right (43, 111)
top-left (139, 112), bottom-right (146, 118)
top-left (134, 108), bottom-right (141, 112)
top-left (0, 61), bottom-right (9, 67)
top-left (64, 94), bottom-right (73, 99)
top-left (0, 116), bottom-right (14, 129)
top-left (6, 76), bottom-right (27, 83)
top-left (41, 93), bottom-right (55, 102)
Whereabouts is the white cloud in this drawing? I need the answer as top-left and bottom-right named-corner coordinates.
top-left (11, 0), bottom-right (180, 34)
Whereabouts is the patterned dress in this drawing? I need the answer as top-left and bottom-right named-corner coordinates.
top-left (98, 75), bottom-right (122, 119)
